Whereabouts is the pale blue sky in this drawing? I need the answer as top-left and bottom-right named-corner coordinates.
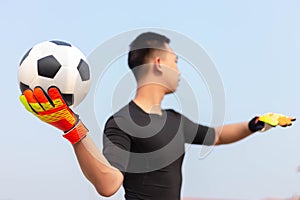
top-left (1, 0), bottom-right (300, 199)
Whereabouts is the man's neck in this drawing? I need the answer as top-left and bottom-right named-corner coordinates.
top-left (133, 85), bottom-right (165, 115)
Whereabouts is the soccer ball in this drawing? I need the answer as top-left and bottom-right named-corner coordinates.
top-left (18, 40), bottom-right (91, 108)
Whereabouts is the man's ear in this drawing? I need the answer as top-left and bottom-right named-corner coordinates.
top-left (154, 57), bottom-right (163, 73)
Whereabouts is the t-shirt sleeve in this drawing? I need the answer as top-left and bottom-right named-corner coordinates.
top-left (181, 114), bottom-right (216, 146)
top-left (102, 116), bottom-right (131, 174)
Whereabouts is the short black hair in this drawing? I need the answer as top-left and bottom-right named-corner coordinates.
top-left (128, 32), bottom-right (170, 70)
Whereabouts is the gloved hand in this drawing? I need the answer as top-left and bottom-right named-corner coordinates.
top-left (20, 86), bottom-right (88, 144)
top-left (248, 113), bottom-right (296, 132)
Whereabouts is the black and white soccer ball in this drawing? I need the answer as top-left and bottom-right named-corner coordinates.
top-left (18, 40), bottom-right (91, 108)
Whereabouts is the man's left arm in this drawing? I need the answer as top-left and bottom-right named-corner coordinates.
top-left (214, 122), bottom-right (252, 145)
top-left (214, 113), bottom-right (296, 145)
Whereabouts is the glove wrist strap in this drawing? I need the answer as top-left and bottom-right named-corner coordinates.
top-left (248, 116), bottom-right (265, 132)
top-left (63, 120), bottom-right (88, 144)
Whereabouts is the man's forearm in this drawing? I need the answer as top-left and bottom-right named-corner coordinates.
top-left (73, 136), bottom-right (123, 197)
top-left (214, 122), bottom-right (253, 145)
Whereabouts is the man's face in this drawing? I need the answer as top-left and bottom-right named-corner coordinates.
top-left (158, 45), bottom-right (181, 94)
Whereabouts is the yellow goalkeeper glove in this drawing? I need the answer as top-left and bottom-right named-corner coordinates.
top-left (249, 113), bottom-right (296, 132)
top-left (258, 113), bottom-right (295, 127)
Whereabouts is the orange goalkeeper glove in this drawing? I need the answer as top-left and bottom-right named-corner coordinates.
top-left (248, 113), bottom-right (296, 132)
top-left (20, 86), bottom-right (88, 144)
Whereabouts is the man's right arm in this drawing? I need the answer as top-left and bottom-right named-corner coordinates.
top-left (73, 136), bottom-right (123, 197)
top-left (19, 87), bottom-right (124, 197)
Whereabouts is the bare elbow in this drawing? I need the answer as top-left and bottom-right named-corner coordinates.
top-left (214, 136), bottom-right (223, 145)
top-left (95, 171), bottom-right (123, 197)
top-left (95, 182), bottom-right (120, 197)
top-left (213, 127), bottom-right (223, 145)
top-left (96, 187), bottom-right (118, 197)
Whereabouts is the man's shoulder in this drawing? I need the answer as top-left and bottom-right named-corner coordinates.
top-left (165, 108), bottom-right (182, 117)
top-left (104, 102), bottom-right (132, 127)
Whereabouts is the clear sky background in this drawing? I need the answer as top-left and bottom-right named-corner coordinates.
top-left (1, 0), bottom-right (300, 199)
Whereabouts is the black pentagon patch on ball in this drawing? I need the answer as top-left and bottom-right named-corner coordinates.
top-left (19, 82), bottom-right (30, 93)
top-left (38, 55), bottom-right (61, 78)
top-left (77, 59), bottom-right (90, 81)
top-left (61, 93), bottom-right (74, 107)
top-left (19, 48), bottom-right (32, 66)
top-left (50, 40), bottom-right (72, 47)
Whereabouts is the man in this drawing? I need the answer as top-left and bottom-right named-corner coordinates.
top-left (20, 32), bottom-right (295, 200)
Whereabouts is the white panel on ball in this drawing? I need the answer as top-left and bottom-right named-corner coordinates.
top-left (18, 40), bottom-right (91, 108)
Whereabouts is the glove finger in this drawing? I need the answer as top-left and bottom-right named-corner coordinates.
top-left (23, 89), bottom-right (44, 113)
top-left (286, 117), bottom-right (296, 125)
top-left (47, 86), bottom-right (66, 108)
top-left (278, 116), bottom-right (295, 127)
top-left (33, 87), bottom-right (54, 111)
top-left (286, 119), bottom-right (292, 126)
top-left (20, 94), bottom-right (35, 113)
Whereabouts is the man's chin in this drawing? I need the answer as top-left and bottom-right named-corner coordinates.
top-left (165, 88), bottom-right (177, 95)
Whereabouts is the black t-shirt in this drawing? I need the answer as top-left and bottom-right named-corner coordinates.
top-left (103, 101), bottom-right (215, 200)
